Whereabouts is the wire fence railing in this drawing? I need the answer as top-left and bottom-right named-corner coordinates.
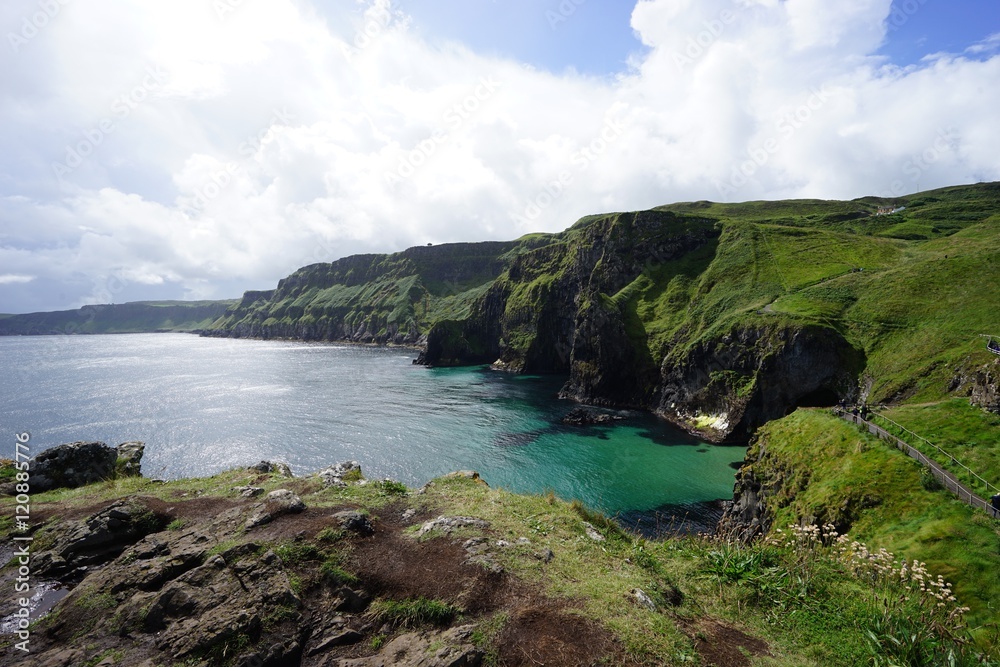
top-left (837, 411), bottom-right (998, 518)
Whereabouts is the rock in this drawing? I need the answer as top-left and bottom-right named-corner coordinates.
top-left (583, 522), bottom-right (605, 542)
top-left (536, 548), bottom-right (555, 563)
top-left (318, 461), bottom-right (362, 488)
top-left (245, 490), bottom-right (306, 529)
top-left (333, 510), bottom-right (374, 535)
top-left (401, 508), bottom-right (417, 522)
top-left (416, 516), bottom-right (490, 538)
top-left (33, 500), bottom-right (162, 577)
top-left (631, 588), bottom-right (657, 612)
top-left (560, 408), bottom-right (625, 426)
top-left (248, 460), bottom-right (294, 477)
top-left (232, 485), bottom-right (265, 498)
top-left (333, 624), bottom-right (483, 667)
top-left (115, 441), bottom-right (145, 477)
top-left (27, 442), bottom-right (119, 493)
top-left (442, 470), bottom-right (488, 486)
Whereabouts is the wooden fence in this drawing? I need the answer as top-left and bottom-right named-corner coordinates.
top-left (838, 412), bottom-right (998, 518)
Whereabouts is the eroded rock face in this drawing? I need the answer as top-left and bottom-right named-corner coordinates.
top-left (966, 359), bottom-right (1000, 413)
top-left (32, 500), bottom-right (163, 577)
top-left (657, 325), bottom-right (863, 442)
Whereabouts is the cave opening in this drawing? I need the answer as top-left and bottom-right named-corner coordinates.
top-left (789, 387), bottom-right (841, 413)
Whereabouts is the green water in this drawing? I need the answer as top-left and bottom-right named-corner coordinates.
top-left (1, 334), bottom-right (746, 530)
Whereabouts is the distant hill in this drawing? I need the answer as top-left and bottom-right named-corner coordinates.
top-left (0, 300), bottom-right (237, 335)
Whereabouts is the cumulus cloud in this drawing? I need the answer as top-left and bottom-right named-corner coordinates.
top-left (0, 0), bottom-right (997, 312)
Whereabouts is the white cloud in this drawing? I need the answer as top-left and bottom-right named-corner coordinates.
top-left (0, 0), bottom-right (998, 312)
top-left (0, 274), bottom-right (34, 284)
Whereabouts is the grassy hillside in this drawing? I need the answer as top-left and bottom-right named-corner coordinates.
top-left (0, 300), bottom-right (237, 335)
top-left (2, 458), bottom-right (996, 665)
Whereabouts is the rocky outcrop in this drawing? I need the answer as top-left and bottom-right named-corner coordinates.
top-left (657, 325), bottom-right (864, 441)
top-left (560, 407), bottom-right (626, 426)
top-left (335, 625), bottom-right (483, 667)
top-left (964, 358), bottom-right (1000, 413)
top-left (10, 441), bottom-right (147, 494)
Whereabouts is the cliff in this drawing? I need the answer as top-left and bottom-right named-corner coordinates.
top-left (210, 182), bottom-right (1000, 442)
top-left (0, 301), bottom-right (236, 336)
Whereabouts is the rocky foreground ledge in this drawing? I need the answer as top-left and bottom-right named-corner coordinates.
top-left (0, 444), bottom-right (775, 667)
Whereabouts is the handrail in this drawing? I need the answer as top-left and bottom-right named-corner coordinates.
top-left (836, 411), bottom-right (999, 518)
top-left (868, 412), bottom-right (999, 497)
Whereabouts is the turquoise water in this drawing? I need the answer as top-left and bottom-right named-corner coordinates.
top-left (0, 334), bottom-right (744, 528)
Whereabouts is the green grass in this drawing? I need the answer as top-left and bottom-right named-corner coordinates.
top-left (366, 597), bottom-right (460, 628)
top-left (880, 399), bottom-right (1000, 492)
top-left (750, 409), bottom-right (1000, 632)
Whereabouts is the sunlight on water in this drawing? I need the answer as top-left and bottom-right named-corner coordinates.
top-left (0, 334), bottom-right (745, 525)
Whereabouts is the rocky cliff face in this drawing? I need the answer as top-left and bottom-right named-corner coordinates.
top-left (657, 325), bottom-right (864, 442)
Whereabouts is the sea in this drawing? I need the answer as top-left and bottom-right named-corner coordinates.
top-left (0, 333), bottom-right (746, 534)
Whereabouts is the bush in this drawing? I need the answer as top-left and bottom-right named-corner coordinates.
top-left (367, 597), bottom-right (459, 628)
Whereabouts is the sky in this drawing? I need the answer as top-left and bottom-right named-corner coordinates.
top-left (0, 0), bottom-right (998, 313)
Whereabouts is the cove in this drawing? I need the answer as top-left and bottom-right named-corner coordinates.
top-left (0, 334), bottom-right (745, 531)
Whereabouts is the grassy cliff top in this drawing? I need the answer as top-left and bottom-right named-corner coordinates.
top-left (2, 417), bottom-right (997, 666)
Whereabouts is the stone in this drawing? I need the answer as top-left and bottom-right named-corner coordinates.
top-left (416, 516), bottom-right (490, 538)
top-left (115, 441), bottom-right (145, 477)
top-left (27, 441), bottom-right (119, 493)
top-left (401, 508), bottom-right (417, 522)
top-left (333, 624), bottom-right (483, 667)
top-left (631, 587), bottom-right (657, 612)
top-left (583, 522), bottom-right (605, 542)
top-left (245, 490), bottom-right (306, 529)
top-left (33, 500), bottom-right (161, 577)
top-left (248, 460), bottom-right (294, 477)
top-left (333, 510), bottom-right (374, 535)
top-left (560, 407), bottom-right (626, 426)
top-left (318, 461), bottom-right (362, 488)
top-left (232, 485), bottom-right (265, 498)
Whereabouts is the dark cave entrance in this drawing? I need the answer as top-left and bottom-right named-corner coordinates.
top-left (788, 387), bottom-right (841, 413)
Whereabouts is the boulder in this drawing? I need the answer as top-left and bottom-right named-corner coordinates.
top-left (318, 461), bottom-right (362, 488)
top-left (416, 516), bottom-right (490, 538)
top-left (115, 441), bottom-right (145, 477)
top-left (333, 510), bottom-right (374, 535)
top-left (560, 408), bottom-right (625, 426)
top-left (28, 442), bottom-right (119, 493)
top-left (245, 490), bottom-right (307, 529)
top-left (249, 460), bottom-right (294, 477)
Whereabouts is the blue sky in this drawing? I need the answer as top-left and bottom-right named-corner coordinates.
top-left (399, 0), bottom-right (999, 75)
top-left (0, 0), bottom-right (998, 313)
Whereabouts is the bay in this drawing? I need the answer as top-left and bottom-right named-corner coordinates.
top-left (0, 334), bottom-right (744, 529)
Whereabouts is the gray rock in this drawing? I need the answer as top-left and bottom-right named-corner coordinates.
top-left (631, 587), bottom-right (657, 612)
top-left (583, 522), bottom-right (606, 542)
top-left (416, 516), bottom-right (490, 538)
top-left (248, 460), bottom-right (294, 477)
top-left (115, 441), bottom-right (145, 477)
top-left (33, 500), bottom-right (161, 577)
top-left (318, 461), bottom-right (362, 488)
top-left (232, 485), bottom-right (265, 498)
top-left (334, 510), bottom-right (374, 535)
top-left (333, 624), bottom-right (482, 667)
top-left (245, 490), bottom-right (306, 529)
top-left (28, 441), bottom-right (119, 493)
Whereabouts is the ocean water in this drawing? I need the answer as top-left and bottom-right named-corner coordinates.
top-left (0, 334), bottom-right (745, 531)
